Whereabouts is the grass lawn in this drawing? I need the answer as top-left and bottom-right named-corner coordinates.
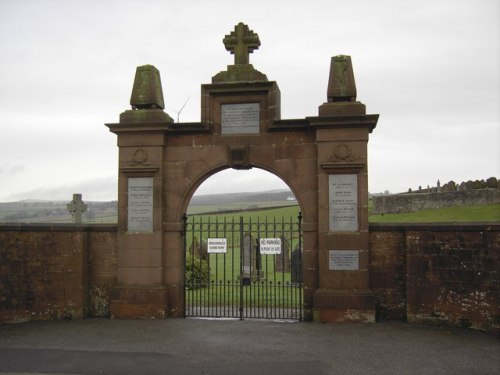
top-left (369, 203), bottom-right (500, 223)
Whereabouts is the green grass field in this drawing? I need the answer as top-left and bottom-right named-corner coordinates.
top-left (189, 202), bottom-right (499, 223)
top-left (369, 203), bottom-right (500, 223)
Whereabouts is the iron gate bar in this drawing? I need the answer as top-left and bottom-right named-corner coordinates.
top-left (184, 213), bottom-right (303, 320)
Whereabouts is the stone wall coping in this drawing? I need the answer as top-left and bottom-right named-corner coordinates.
top-left (369, 222), bottom-right (500, 232)
top-left (1, 222), bottom-right (497, 233)
top-left (0, 223), bottom-right (118, 232)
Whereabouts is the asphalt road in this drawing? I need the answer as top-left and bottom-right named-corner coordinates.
top-left (0, 318), bottom-right (498, 374)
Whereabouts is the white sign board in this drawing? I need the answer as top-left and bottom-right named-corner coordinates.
top-left (329, 174), bottom-right (358, 232)
top-left (207, 238), bottom-right (227, 253)
top-left (329, 250), bottom-right (359, 271)
top-left (259, 238), bottom-right (282, 255)
top-left (221, 103), bottom-right (260, 134)
top-left (127, 177), bottom-right (153, 232)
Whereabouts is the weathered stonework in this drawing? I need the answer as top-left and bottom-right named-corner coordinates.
top-left (373, 189), bottom-right (500, 214)
top-left (1, 223), bottom-right (497, 334)
top-left (104, 23), bottom-right (380, 322)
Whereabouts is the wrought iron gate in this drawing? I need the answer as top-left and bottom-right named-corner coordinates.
top-left (183, 213), bottom-right (303, 321)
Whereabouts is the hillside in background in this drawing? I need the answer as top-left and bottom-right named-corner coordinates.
top-left (190, 189), bottom-right (294, 205)
top-left (0, 189), bottom-right (297, 223)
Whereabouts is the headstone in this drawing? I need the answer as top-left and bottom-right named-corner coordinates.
top-left (291, 243), bottom-right (302, 284)
top-left (275, 236), bottom-right (290, 272)
top-left (200, 239), bottom-right (208, 261)
top-left (67, 193), bottom-right (87, 224)
top-left (189, 237), bottom-right (201, 259)
top-left (242, 232), bottom-right (253, 285)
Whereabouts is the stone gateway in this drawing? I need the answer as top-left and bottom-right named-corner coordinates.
top-left (105, 22), bottom-right (378, 322)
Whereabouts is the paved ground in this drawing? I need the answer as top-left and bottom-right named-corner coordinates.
top-left (0, 318), bottom-right (498, 375)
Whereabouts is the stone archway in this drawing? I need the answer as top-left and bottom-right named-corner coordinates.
top-left (106, 22), bottom-right (378, 322)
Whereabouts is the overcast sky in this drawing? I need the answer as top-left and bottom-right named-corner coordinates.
top-left (0, 0), bottom-right (498, 202)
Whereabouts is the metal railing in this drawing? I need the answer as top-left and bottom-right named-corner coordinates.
top-left (184, 214), bottom-right (303, 321)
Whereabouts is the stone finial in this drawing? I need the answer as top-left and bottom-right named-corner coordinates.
top-left (212, 22), bottom-right (267, 83)
top-left (120, 64), bottom-right (173, 123)
top-left (327, 55), bottom-right (357, 102)
top-left (223, 22), bottom-right (261, 65)
top-left (130, 65), bottom-right (165, 109)
top-left (318, 55), bottom-right (365, 116)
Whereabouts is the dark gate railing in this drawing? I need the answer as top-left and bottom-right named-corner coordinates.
top-left (183, 214), bottom-right (303, 321)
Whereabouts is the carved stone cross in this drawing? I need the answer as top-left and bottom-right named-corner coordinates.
top-left (67, 193), bottom-right (87, 224)
top-left (223, 22), bottom-right (261, 65)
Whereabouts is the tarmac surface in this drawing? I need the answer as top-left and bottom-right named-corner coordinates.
top-left (0, 318), bottom-right (498, 375)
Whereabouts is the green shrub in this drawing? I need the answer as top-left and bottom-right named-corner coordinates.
top-left (185, 254), bottom-right (209, 289)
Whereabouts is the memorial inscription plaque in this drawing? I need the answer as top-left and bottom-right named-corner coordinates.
top-left (221, 103), bottom-right (259, 134)
top-left (127, 177), bottom-right (153, 232)
top-left (329, 250), bottom-right (359, 271)
top-left (329, 174), bottom-right (358, 231)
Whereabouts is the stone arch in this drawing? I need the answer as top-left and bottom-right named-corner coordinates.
top-left (180, 164), bottom-right (308, 223)
top-left (106, 23), bottom-right (378, 322)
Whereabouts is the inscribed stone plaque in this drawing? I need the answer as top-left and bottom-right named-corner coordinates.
top-left (127, 177), bottom-right (153, 232)
top-left (221, 103), bottom-right (260, 134)
top-left (329, 174), bottom-right (358, 231)
top-left (329, 250), bottom-right (359, 270)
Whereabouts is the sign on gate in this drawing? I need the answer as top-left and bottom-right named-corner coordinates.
top-left (184, 215), bottom-right (303, 321)
top-left (207, 238), bottom-right (227, 253)
top-left (259, 238), bottom-right (282, 254)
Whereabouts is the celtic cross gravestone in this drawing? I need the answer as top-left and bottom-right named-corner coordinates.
top-left (67, 193), bottom-right (87, 224)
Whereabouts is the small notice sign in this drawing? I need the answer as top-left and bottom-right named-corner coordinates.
top-left (207, 238), bottom-right (227, 253)
top-left (329, 250), bottom-right (359, 270)
top-left (259, 238), bottom-right (282, 254)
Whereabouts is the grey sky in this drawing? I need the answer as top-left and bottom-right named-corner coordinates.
top-left (0, 0), bottom-right (498, 201)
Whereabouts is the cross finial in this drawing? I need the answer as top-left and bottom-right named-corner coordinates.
top-left (67, 193), bottom-right (87, 224)
top-left (223, 22), bottom-right (261, 65)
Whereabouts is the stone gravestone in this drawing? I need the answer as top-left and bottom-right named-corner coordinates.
top-left (242, 232), bottom-right (253, 285)
top-left (291, 243), bottom-right (302, 284)
top-left (275, 236), bottom-right (290, 272)
top-left (189, 237), bottom-right (201, 259)
top-left (67, 193), bottom-right (87, 224)
top-left (199, 239), bottom-right (208, 261)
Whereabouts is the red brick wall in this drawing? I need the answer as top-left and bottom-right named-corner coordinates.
top-left (87, 229), bottom-right (117, 317)
top-left (0, 224), bottom-right (117, 322)
top-left (1, 223), bottom-right (498, 333)
top-left (370, 223), bottom-right (499, 334)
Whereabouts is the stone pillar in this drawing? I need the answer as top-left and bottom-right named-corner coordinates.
top-left (106, 65), bottom-right (173, 318)
top-left (310, 56), bottom-right (378, 322)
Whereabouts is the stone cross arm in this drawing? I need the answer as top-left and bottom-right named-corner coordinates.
top-left (223, 22), bottom-right (261, 65)
top-left (67, 193), bottom-right (87, 224)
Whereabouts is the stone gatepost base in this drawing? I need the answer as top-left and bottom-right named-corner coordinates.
top-left (313, 289), bottom-right (375, 323)
top-left (110, 286), bottom-right (168, 319)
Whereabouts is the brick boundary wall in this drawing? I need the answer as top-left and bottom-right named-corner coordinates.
top-left (0, 224), bottom-right (117, 322)
top-left (372, 189), bottom-right (500, 214)
top-left (1, 223), bottom-right (498, 334)
top-left (370, 223), bottom-right (499, 334)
